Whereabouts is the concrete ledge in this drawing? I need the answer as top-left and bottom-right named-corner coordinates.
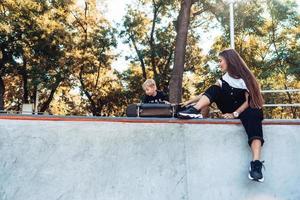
top-left (0, 116), bottom-right (299, 200)
top-left (0, 114), bottom-right (299, 125)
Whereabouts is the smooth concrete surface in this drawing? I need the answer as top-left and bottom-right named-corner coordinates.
top-left (0, 117), bottom-right (299, 200)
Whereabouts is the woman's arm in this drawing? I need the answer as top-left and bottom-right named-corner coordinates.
top-left (223, 92), bottom-right (249, 119)
top-left (234, 92), bottom-right (249, 114)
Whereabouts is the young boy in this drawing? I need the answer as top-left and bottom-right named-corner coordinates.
top-left (141, 79), bottom-right (169, 104)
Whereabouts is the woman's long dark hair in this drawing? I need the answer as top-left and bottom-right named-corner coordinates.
top-left (219, 49), bottom-right (264, 108)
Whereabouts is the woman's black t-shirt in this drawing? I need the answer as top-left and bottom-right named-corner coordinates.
top-left (142, 90), bottom-right (168, 103)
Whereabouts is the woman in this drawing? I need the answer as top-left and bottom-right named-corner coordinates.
top-left (178, 49), bottom-right (265, 182)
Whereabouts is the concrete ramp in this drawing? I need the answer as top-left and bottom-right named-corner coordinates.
top-left (0, 115), bottom-right (299, 200)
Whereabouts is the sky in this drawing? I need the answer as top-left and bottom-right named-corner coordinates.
top-left (102, 0), bottom-right (135, 72)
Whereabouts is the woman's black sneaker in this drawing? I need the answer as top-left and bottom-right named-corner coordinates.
top-left (177, 106), bottom-right (203, 119)
top-left (248, 160), bottom-right (265, 182)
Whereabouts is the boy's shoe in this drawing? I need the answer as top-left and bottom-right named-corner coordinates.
top-left (248, 160), bottom-right (265, 182)
top-left (177, 106), bottom-right (203, 119)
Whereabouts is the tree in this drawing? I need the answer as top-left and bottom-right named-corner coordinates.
top-left (68, 0), bottom-right (124, 116)
top-left (121, 0), bottom-right (177, 91)
top-left (0, 0), bottom-right (73, 112)
top-left (120, 0), bottom-right (206, 103)
top-left (206, 0), bottom-right (300, 118)
top-left (169, 0), bottom-right (194, 104)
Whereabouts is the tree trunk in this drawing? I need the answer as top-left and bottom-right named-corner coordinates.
top-left (0, 76), bottom-right (4, 111)
top-left (149, 6), bottom-right (159, 80)
top-left (32, 85), bottom-right (38, 114)
top-left (18, 58), bottom-right (29, 104)
top-left (169, 0), bottom-right (193, 104)
top-left (21, 70), bottom-right (29, 104)
top-left (130, 35), bottom-right (147, 80)
top-left (40, 81), bottom-right (61, 113)
top-left (79, 70), bottom-right (100, 116)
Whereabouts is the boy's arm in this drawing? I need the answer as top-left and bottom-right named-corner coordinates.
top-left (141, 95), bottom-right (148, 103)
top-left (163, 92), bottom-right (169, 101)
top-left (162, 92), bottom-right (170, 103)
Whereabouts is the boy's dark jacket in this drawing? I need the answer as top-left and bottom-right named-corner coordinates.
top-left (141, 90), bottom-right (168, 103)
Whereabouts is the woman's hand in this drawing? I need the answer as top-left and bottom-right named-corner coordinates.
top-left (222, 113), bottom-right (234, 119)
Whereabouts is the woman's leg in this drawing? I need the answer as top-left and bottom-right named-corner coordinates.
top-left (240, 108), bottom-right (265, 182)
top-left (194, 85), bottom-right (223, 110)
top-left (193, 95), bottom-right (210, 110)
top-left (201, 105), bottom-right (210, 118)
top-left (251, 139), bottom-right (262, 161)
top-left (177, 85), bottom-right (221, 118)
top-left (193, 93), bottom-right (210, 117)
top-left (189, 85), bottom-right (221, 111)
top-left (249, 139), bottom-right (264, 182)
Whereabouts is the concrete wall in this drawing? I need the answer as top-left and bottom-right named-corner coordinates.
top-left (0, 117), bottom-right (299, 200)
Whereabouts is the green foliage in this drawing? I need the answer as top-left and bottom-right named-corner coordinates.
top-left (0, 0), bottom-right (298, 118)
top-left (207, 0), bottom-right (300, 118)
